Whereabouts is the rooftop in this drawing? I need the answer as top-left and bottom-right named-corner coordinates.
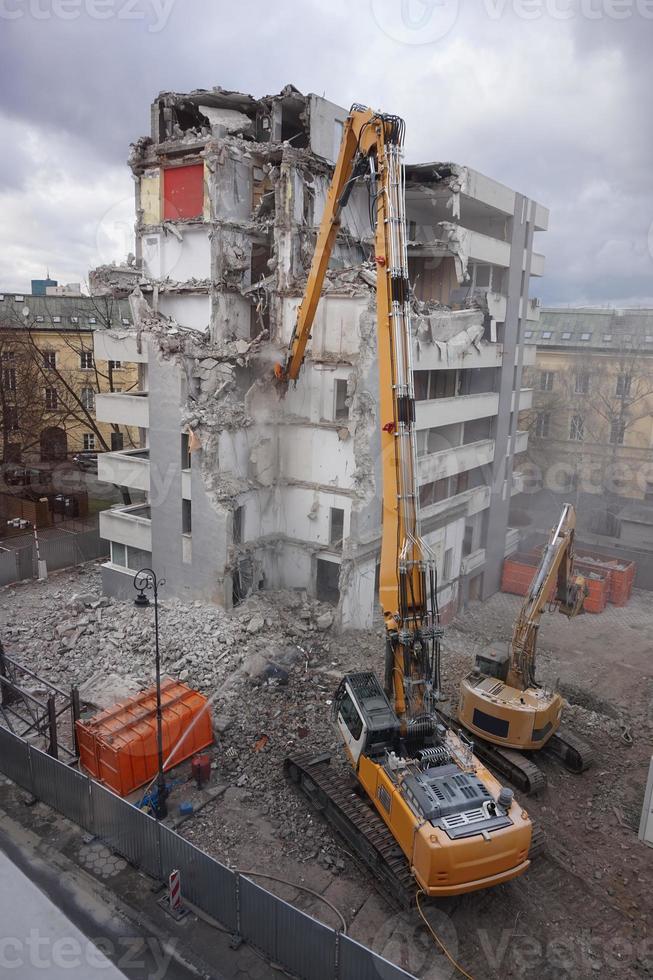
top-left (0, 292), bottom-right (132, 330)
top-left (523, 307), bottom-right (653, 351)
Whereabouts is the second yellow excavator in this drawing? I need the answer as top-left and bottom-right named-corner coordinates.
top-left (457, 503), bottom-right (593, 793)
top-left (277, 104), bottom-right (536, 905)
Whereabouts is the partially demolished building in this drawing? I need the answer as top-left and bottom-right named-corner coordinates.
top-left (93, 85), bottom-right (547, 627)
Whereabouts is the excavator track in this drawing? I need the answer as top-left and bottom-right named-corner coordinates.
top-left (542, 728), bottom-right (593, 773)
top-left (284, 751), bottom-right (416, 910)
top-left (466, 738), bottom-right (548, 795)
top-left (436, 708), bottom-right (547, 795)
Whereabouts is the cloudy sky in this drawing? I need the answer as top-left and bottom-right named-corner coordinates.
top-left (1, 0), bottom-right (651, 306)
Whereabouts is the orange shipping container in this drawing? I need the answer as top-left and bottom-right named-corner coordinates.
top-left (76, 678), bottom-right (213, 797)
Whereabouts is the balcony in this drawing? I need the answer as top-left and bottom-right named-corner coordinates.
top-left (95, 390), bottom-right (149, 428)
top-left (520, 344), bottom-right (536, 367)
top-left (514, 430), bottom-right (528, 454)
top-left (413, 339), bottom-right (503, 373)
top-left (181, 468), bottom-right (191, 500)
top-left (421, 484), bottom-right (490, 523)
top-left (511, 388), bottom-right (533, 413)
top-left (419, 439), bottom-right (494, 485)
top-left (93, 330), bottom-right (149, 364)
top-left (522, 296), bottom-right (541, 322)
top-left (461, 547), bottom-right (486, 576)
top-left (416, 392), bottom-right (499, 429)
top-left (98, 448), bottom-right (150, 491)
top-left (99, 503), bottom-right (152, 551)
top-left (504, 527), bottom-right (520, 556)
top-left (528, 252), bottom-right (546, 278)
top-left (511, 471), bottom-right (526, 495)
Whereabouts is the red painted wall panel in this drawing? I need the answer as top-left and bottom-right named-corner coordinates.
top-left (163, 164), bottom-right (204, 220)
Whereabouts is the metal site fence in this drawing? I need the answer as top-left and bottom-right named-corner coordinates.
top-left (0, 726), bottom-right (414, 980)
top-left (0, 526), bottom-right (108, 586)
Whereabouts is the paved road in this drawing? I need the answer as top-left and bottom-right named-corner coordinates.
top-left (0, 827), bottom-right (205, 980)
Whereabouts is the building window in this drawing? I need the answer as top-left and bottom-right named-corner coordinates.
top-left (70, 316), bottom-right (79, 324)
top-left (609, 420), bottom-right (625, 445)
top-left (35, 315), bottom-right (44, 323)
top-left (182, 499), bottom-right (192, 534)
top-left (443, 547), bottom-right (454, 582)
top-left (233, 505), bottom-right (244, 545)
top-left (603, 334), bottom-right (612, 342)
top-left (110, 431), bottom-right (124, 451)
top-left (569, 415), bottom-right (584, 441)
top-left (580, 333), bottom-right (591, 341)
top-left (108, 360), bottom-right (122, 370)
top-left (523, 330), bottom-right (532, 339)
top-left (334, 379), bottom-right (349, 420)
top-left (81, 387), bottom-right (95, 411)
top-left (616, 374), bottom-right (631, 397)
top-left (541, 331), bottom-right (552, 340)
top-left (121, 317), bottom-right (130, 326)
top-left (43, 350), bottom-right (56, 369)
top-left (1, 351), bottom-right (14, 362)
top-left (3, 367), bottom-right (16, 391)
top-left (419, 477), bottom-right (451, 508)
top-left (45, 387), bottom-right (58, 411)
top-left (88, 317), bottom-right (97, 325)
top-left (5, 407), bottom-right (18, 431)
top-left (561, 331), bottom-right (572, 340)
top-left (539, 371), bottom-right (554, 392)
top-left (83, 432), bottom-right (95, 451)
top-left (574, 372), bottom-right (589, 394)
top-left (52, 315), bottom-right (61, 323)
top-left (111, 542), bottom-right (126, 566)
top-left (80, 351), bottom-right (93, 370)
top-left (15, 295), bottom-right (23, 302)
top-left (126, 546), bottom-right (152, 571)
top-left (535, 412), bottom-right (550, 438)
top-left (329, 507), bottom-right (345, 548)
top-left (181, 432), bottom-right (191, 470)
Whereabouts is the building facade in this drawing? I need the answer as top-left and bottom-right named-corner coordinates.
top-left (523, 308), bottom-right (653, 503)
top-left (94, 85), bottom-right (547, 625)
top-left (0, 287), bottom-right (139, 465)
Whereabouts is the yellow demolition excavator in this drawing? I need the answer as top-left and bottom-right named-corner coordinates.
top-left (276, 105), bottom-right (535, 906)
top-left (457, 503), bottom-right (593, 794)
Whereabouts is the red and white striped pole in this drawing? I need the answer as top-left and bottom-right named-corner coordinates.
top-left (169, 869), bottom-right (182, 913)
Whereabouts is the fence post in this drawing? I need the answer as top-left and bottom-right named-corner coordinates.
top-left (233, 873), bottom-right (242, 946)
top-left (46, 695), bottom-right (58, 759)
top-left (26, 743), bottom-right (35, 798)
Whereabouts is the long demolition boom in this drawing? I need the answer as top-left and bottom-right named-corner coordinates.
top-left (275, 106), bottom-right (442, 721)
top-left (508, 503), bottom-right (586, 689)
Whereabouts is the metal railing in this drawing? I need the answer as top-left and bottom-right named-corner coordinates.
top-left (0, 726), bottom-right (415, 980)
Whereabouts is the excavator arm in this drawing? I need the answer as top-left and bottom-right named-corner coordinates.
top-left (275, 105), bottom-right (441, 720)
top-left (508, 503), bottom-right (587, 688)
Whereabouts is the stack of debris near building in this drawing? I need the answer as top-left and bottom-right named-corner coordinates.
top-left (90, 84), bottom-right (547, 629)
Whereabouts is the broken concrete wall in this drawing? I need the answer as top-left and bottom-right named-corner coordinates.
top-left (97, 83), bottom-right (536, 627)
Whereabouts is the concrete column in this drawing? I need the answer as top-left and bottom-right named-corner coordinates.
top-left (482, 195), bottom-right (535, 598)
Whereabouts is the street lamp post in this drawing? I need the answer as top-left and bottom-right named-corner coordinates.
top-left (133, 568), bottom-right (168, 820)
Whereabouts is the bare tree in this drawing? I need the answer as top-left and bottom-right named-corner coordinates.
top-left (1, 297), bottom-right (139, 457)
top-left (522, 341), bottom-right (653, 498)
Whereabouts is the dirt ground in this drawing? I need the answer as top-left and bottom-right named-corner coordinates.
top-left (1, 564), bottom-right (652, 979)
